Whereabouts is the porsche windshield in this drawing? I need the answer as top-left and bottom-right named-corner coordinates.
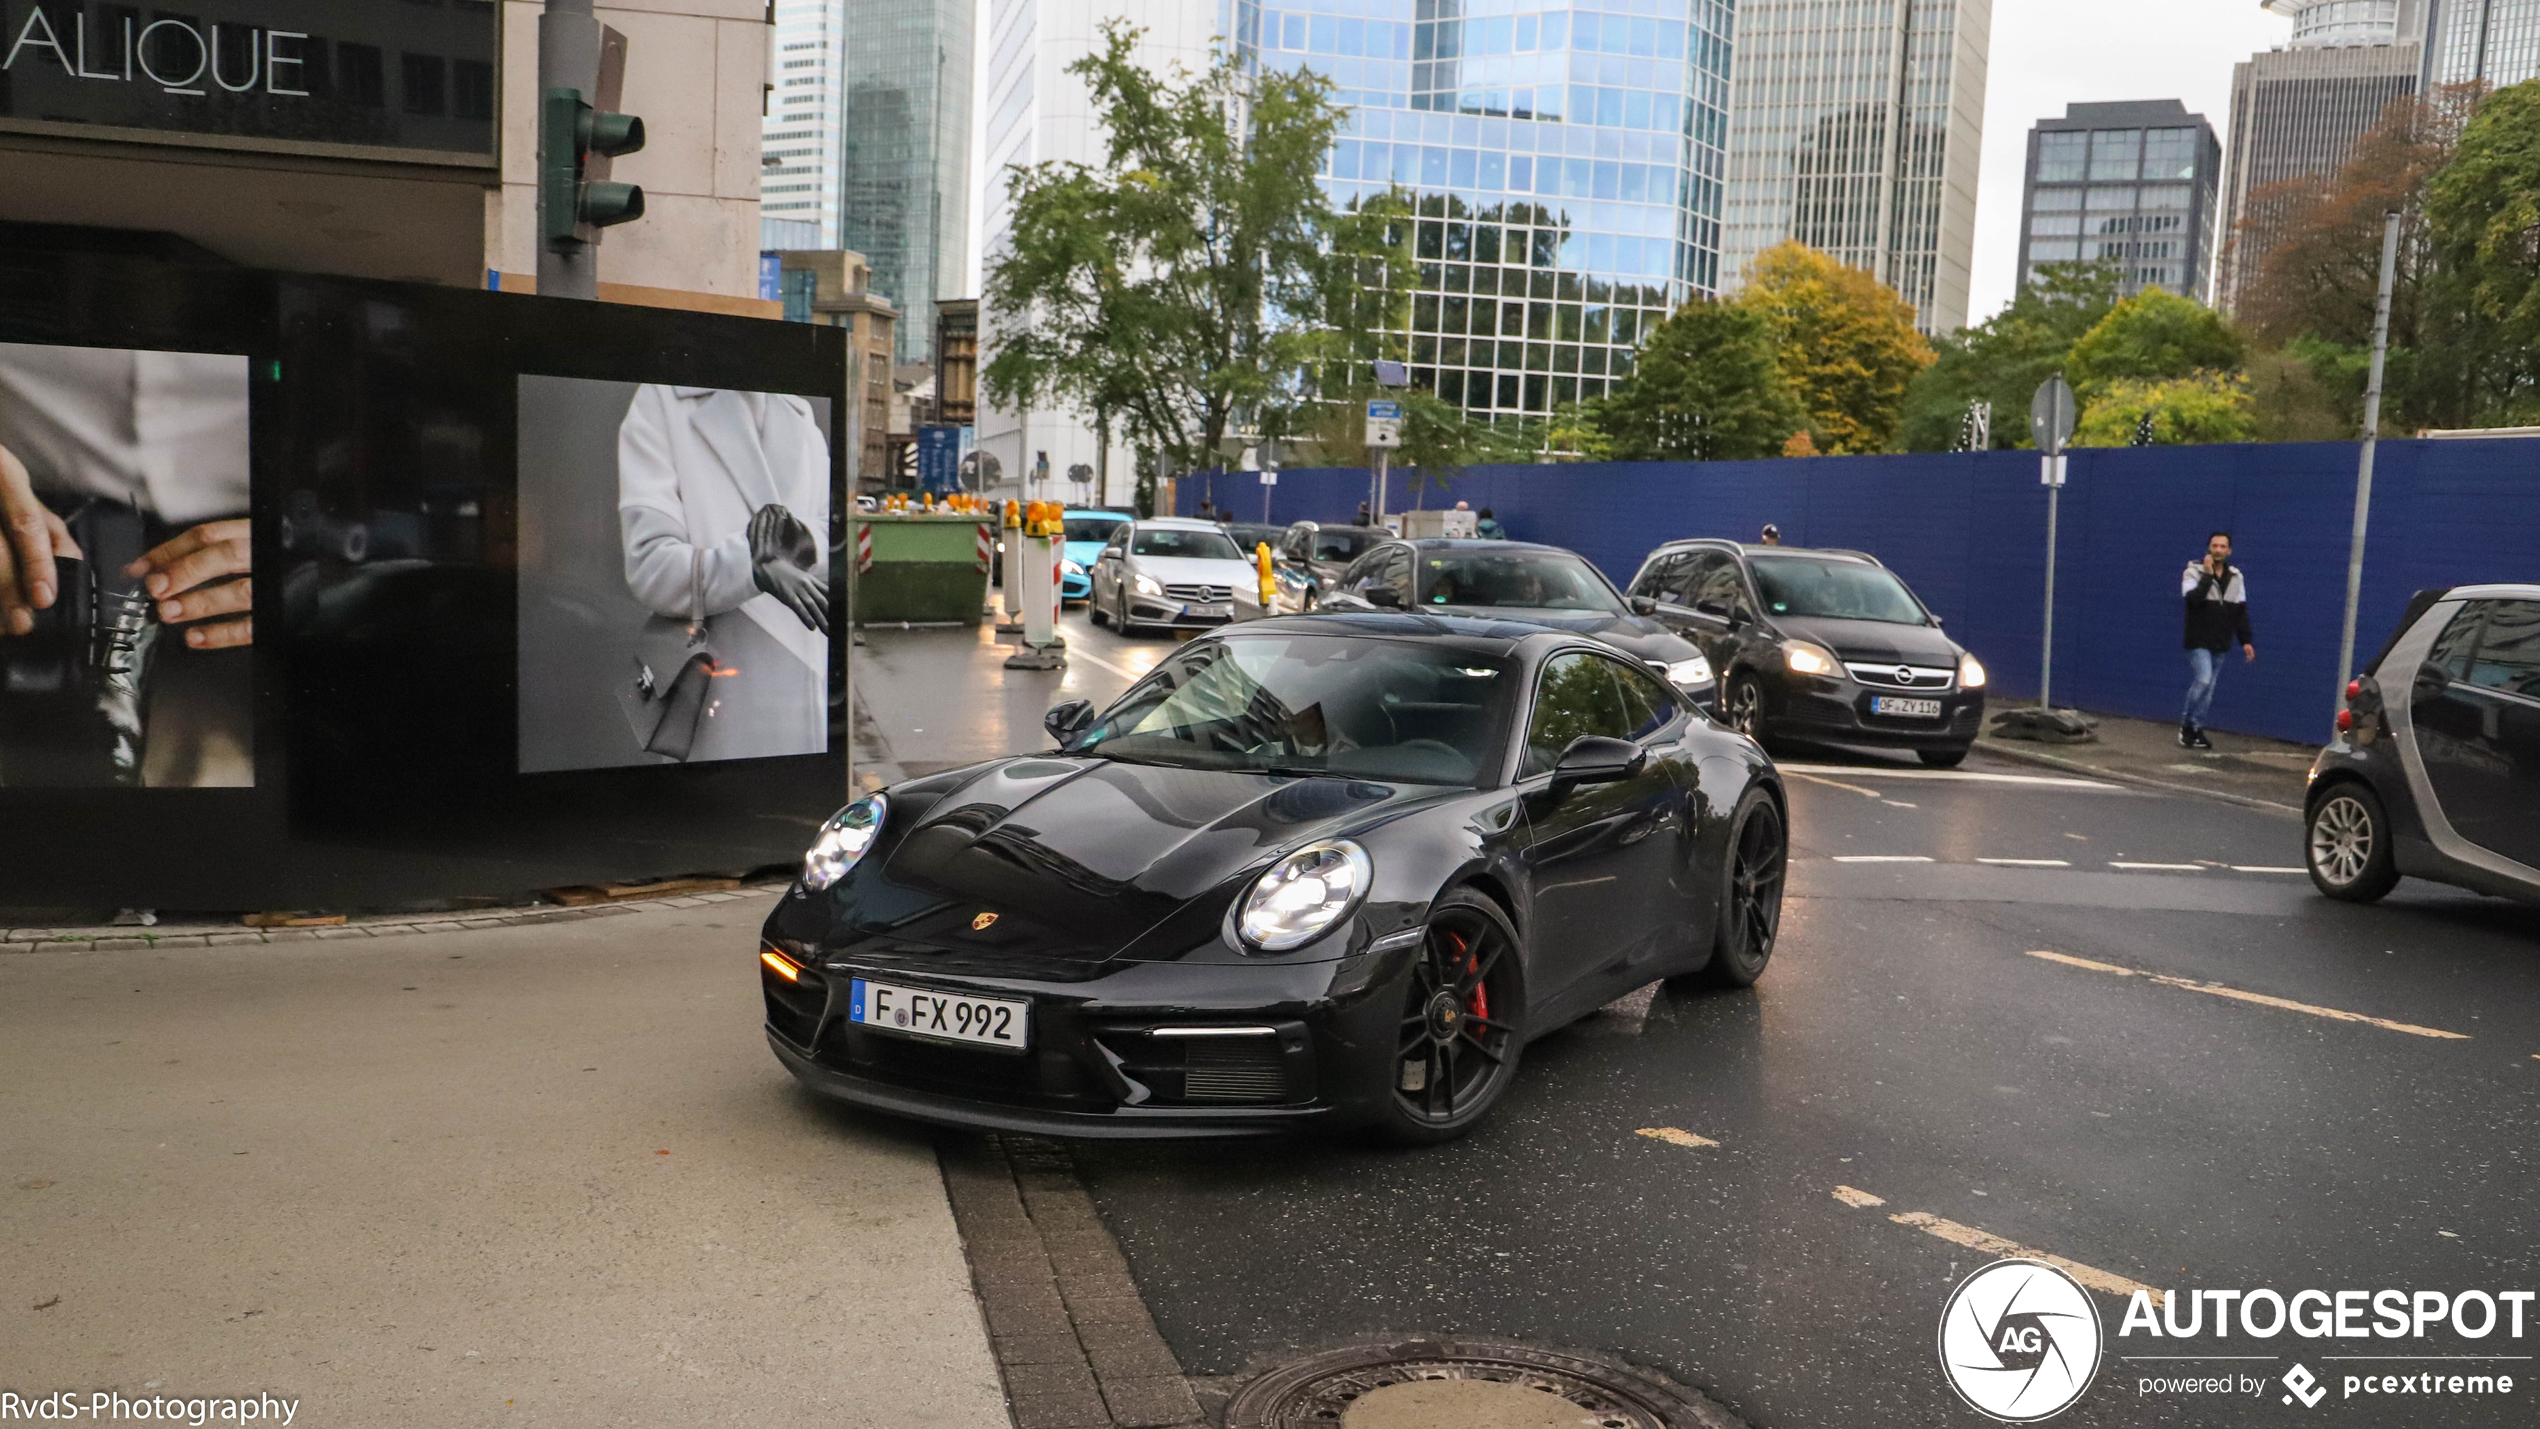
top-left (1412, 550), bottom-right (1625, 614)
top-left (1074, 636), bottom-right (1515, 785)
top-left (1749, 555), bottom-right (1928, 624)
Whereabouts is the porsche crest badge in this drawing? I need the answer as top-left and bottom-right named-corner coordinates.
top-left (971, 911), bottom-right (1000, 931)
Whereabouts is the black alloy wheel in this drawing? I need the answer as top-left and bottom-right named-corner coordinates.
top-left (1918, 746), bottom-right (1970, 769)
top-left (1375, 888), bottom-right (1523, 1145)
top-left (1724, 673), bottom-right (1766, 742)
top-left (2307, 781), bottom-right (2399, 903)
top-left (1089, 582), bottom-right (1112, 626)
top-left (1702, 788), bottom-right (1786, 987)
top-left (1112, 585), bottom-right (1139, 637)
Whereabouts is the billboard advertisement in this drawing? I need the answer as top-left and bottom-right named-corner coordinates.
top-left (0, 341), bottom-right (252, 787)
top-left (517, 377), bottom-right (833, 773)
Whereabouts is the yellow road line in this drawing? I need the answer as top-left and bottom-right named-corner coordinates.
top-left (2024, 951), bottom-right (2470, 1040)
top-left (1832, 1185), bottom-right (1886, 1209)
top-left (1888, 1211), bottom-right (2165, 1307)
top-left (1637, 1127), bottom-right (1719, 1148)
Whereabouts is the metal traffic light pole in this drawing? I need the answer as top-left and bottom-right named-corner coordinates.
top-left (538, 0), bottom-right (603, 300)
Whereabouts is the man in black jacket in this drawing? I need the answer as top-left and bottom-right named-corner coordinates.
top-left (2179, 531), bottom-right (2255, 749)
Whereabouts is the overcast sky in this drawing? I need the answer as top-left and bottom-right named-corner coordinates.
top-left (1967, 0), bottom-right (2298, 324)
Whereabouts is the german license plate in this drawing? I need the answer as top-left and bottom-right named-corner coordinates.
top-left (1184, 602), bottom-right (1230, 618)
top-left (1872, 695), bottom-right (1943, 719)
top-left (849, 978), bottom-right (1029, 1051)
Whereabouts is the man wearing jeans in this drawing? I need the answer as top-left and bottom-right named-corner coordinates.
top-left (2180, 531), bottom-right (2255, 749)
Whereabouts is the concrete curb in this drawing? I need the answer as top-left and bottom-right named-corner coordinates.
top-left (1977, 739), bottom-right (2305, 816)
top-left (0, 882), bottom-right (795, 954)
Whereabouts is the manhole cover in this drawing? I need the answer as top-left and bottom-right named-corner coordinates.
top-left (1225, 1339), bottom-right (1733, 1429)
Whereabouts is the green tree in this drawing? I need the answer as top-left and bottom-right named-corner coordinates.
top-left (2070, 373), bottom-right (2259, 446)
top-left (1579, 297), bottom-right (1804, 460)
top-left (1738, 242), bottom-right (1935, 454)
top-left (2425, 78), bottom-right (2540, 424)
top-left (982, 25), bottom-right (1377, 483)
top-left (1901, 262), bottom-right (2124, 451)
top-left (2064, 289), bottom-right (2246, 398)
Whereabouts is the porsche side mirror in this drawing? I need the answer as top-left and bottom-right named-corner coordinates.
top-left (1365, 587), bottom-right (1404, 608)
top-left (1550, 735), bottom-right (1645, 789)
top-left (1044, 698), bottom-right (1096, 744)
top-left (1628, 595), bottom-right (1658, 616)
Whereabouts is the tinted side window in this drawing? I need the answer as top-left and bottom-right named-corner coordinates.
top-left (1631, 552), bottom-right (1685, 599)
top-left (1339, 549), bottom-right (1390, 590)
top-left (1692, 555), bottom-right (1750, 611)
top-left (1522, 652), bottom-right (1633, 777)
top-left (2426, 604), bottom-right (2486, 679)
top-left (1607, 657), bottom-right (1680, 738)
top-left (2467, 600), bottom-right (2540, 696)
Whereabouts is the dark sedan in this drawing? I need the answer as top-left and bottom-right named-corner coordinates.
top-left (1271, 521), bottom-right (1387, 610)
top-left (1315, 538), bottom-right (1720, 708)
top-left (760, 614), bottom-right (1786, 1143)
top-left (1626, 539), bottom-right (1986, 767)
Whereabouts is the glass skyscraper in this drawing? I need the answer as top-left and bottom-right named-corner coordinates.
top-left (838, 0), bottom-right (973, 364)
top-left (1234, 0), bottom-right (1735, 420)
top-left (2020, 101), bottom-right (2222, 303)
top-left (762, 0), bottom-right (849, 248)
top-left (2424, 0), bottom-right (2540, 86)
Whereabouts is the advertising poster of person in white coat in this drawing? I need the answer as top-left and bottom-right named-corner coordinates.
top-left (516, 376), bottom-right (834, 773)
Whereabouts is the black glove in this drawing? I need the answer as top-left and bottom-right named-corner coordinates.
top-left (748, 504), bottom-right (829, 635)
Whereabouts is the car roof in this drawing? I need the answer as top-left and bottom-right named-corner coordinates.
top-left (1064, 508), bottom-right (1130, 520)
top-left (1396, 538), bottom-right (1572, 554)
top-left (1137, 518), bottom-right (1228, 531)
top-left (1650, 538), bottom-right (1881, 565)
top-left (1212, 610), bottom-right (1590, 652)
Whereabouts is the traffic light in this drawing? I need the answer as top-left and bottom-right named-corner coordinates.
top-left (540, 86), bottom-right (646, 252)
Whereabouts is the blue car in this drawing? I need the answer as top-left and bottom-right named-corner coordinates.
top-left (1060, 509), bottom-right (1132, 602)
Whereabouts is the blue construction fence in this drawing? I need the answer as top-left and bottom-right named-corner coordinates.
top-left (1178, 439), bottom-right (2540, 746)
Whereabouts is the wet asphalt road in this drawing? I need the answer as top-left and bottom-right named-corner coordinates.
top-left (944, 609), bottom-right (2540, 1428)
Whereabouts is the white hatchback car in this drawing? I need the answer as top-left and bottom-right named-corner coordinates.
top-left (1088, 519), bottom-right (1259, 635)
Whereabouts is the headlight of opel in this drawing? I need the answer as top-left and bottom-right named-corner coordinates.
top-left (1235, 840), bottom-right (1372, 952)
top-left (1132, 573), bottom-right (1163, 597)
top-left (1958, 653), bottom-right (1987, 688)
top-left (1784, 640), bottom-right (1840, 677)
top-left (803, 793), bottom-right (886, 891)
top-left (1062, 559), bottom-right (1085, 576)
top-left (1662, 655), bottom-right (1714, 687)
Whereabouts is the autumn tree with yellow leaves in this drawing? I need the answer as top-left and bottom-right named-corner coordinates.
top-left (1737, 242), bottom-right (1937, 455)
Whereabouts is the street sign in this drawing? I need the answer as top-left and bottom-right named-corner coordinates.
top-left (1367, 400), bottom-right (1403, 420)
top-left (2039, 454), bottom-right (2068, 488)
top-left (1259, 470), bottom-right (1278, 486)
top-left (1365, 418), bottom-right (1402, 449)
top-left (2029, 376), bottom-right (2076, 456)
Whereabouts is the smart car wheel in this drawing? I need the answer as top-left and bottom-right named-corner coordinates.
top-left (1724, 673), bottom-right (1766, 742)
top-left (1702, 788), bottom-right (1786, 988)
top-left (1373, 888), bottom-right (1523, 1146)
top-left (2307, 782), bottom-right (2399, 903)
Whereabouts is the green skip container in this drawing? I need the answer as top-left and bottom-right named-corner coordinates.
top-left (849, 511), bottom-right (996, 627)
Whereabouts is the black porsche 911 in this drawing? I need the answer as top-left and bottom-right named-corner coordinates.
top-left (758, 612), bottom-right (1787, 1143)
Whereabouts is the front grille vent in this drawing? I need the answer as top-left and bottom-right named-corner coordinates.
top-left (1181, 1039), bottom-right (1287, 1102)
top-left (1844, 662), bottom-right (1956, 690)
top-left (1163, 583), bottom-right (1234, 602)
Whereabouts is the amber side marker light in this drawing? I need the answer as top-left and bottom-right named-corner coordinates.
top-left (761, 948), bottom-right (804, 983)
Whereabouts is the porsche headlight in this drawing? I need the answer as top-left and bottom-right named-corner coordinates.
top-left (1236, 840), bottom-right (1372, 952)
top-left (1958, 653), bottom-right (1988, 688)
top-left (1062, 559), bottom-right (1085, 576)
top-left (803, 794), bottom-right (886, 891)
top-left (1662, 655), bottom-right (1714, 687)
top-left (1784, 640), bottom-right (1840, 677)
top-left (1132, 573), bottom-right (1163, 596)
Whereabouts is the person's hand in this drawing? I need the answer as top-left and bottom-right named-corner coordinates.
top-left (748, 504), bottom-right (829, 634)
top-left (0, 441), bottom-right (82, 636)
top-left (2243, 644), bottom-right (2256, 663)
top-left (127, 519), bottom-right (252, 649)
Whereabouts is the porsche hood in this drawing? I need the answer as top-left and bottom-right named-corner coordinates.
top-left (835, 757), bottom-right (1407, 963)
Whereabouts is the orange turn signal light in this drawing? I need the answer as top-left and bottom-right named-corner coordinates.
top-left (760, 948), bottom-right (803, 983)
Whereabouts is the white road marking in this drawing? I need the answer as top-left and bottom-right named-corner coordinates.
top-left (1785, 770), bottom-right (1881, 798)
top-left (2024, 950), bottom-right (2471, 1040)
top-left (1881, 799), bottom-right (1918, 808)
top-left (2231, 866), bottom-right (2307, 874)
top-left (1831, 855), bottom-right (1934, 864)
top-left (1637, 1127), bottom-right (1719, 1148)
top-left (1832, 1185), bottom-right (1886, 1209)
top-left (1778, 762), bottom-right (2114, 789)
top-left (1977, 858), bottom-right (2072, 867)
top-left (1068, 647), bottom-right (1142, 681)
top-left (2109, 862), bottom-right (2206, 871)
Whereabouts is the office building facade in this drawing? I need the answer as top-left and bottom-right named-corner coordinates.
top-left (2219, 1), bottom-right (2426, 313)
top-left (2424, 0), bottom-right (2540, 86)
top-left (1719, 0), bottom-right (1992, 334)
top-left (840, 0), bottom-right (973, 365)
top-left (1241, 0), bottom-right (1738, 421)
top-left (762, 0), bottom-right (850, 248)
top-left (2017, 100), bottom-right (2222, 304)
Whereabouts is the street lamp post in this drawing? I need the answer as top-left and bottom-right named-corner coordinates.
top-left (2335, 211), bottom-right (2404, 724)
